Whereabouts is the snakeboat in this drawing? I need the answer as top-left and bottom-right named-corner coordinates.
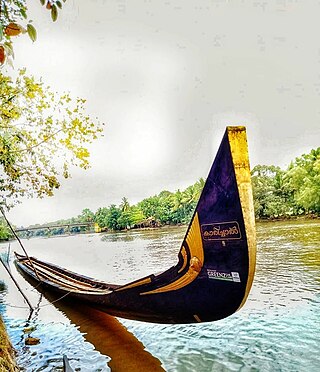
top-left (15, 126), bottom-right (256, 324)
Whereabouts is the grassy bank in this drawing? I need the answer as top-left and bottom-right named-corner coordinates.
top-left (0, 315), bottom-right (18, 371)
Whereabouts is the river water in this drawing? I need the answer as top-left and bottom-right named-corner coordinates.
top-left (0, 220), bottom-right (319, 371)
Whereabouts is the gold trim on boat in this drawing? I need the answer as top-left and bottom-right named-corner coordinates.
top-left (114, 277), bottom-right (152, 292)
top-left (178, 246), bottom-right (188, 273)
top-left (141, 213), bottom-right (204, 295)
top-left (227, 126), bottom-right (256, 310)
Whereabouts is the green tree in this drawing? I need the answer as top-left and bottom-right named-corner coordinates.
top-left (251, 165), bottom-right (294, 218)
top-left (284, 148), bottom-right (320, 214)
top-left (138, 196), bottom-right (160, 220)
top-left (105, 204), bottom-right (121, 230)
top-left (95, 207), bottom-right (109, 228)
top-left (0, 69), bottom-right (103, 208)
top-left (171, 188), bottom-right (195, 224)
top-left (96, 203), bottom-right (145, 231)
top-left (0, 217), bottom-right (12, 240)
top-left (182, 185), bottom-right (198, 206)
top-left (117, 197), bottom-right (139, 229)
top-left (120, 197), bottom-right (130, 212)
top-left (128, 205), bottom-right (145, 226)
top-left (193, 177), bottom-right (205, 199)
top-left (172, 189), bottom-right (183, 210)
top-left (157, 191), bottom-right (175, 224)
top-left (117, 209), bottom-right (132, 230)
top-left (79, 208), bottom-right (95, 223)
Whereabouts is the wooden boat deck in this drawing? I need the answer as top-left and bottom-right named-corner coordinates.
top-left (19, 257), bottom-right (113, 295)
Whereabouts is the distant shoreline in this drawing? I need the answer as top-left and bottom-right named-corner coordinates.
top-left (1, 215), bottom-right (319, 243)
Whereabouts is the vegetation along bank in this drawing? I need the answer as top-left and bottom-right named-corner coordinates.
top-left (1, 146), bottom-right (318, 239)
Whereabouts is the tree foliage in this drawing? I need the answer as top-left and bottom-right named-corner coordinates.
top-left (284, 148), bottom-right (320, 214)
top-left (87, 178), bottom-right (206, 232)
top-left (78, 208), bottom-right (95, 223)
top-left (0, 69), bottom-right (103, 207)
top-left (251, 165), bottom-right (293, 218)
top-left (252, 148), bottom-right (320, 218)
top-left (0, 217), bottom-right (12, 240)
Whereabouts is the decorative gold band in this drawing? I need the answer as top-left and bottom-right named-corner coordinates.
top-left (227, 126), bottom-right (256, 310)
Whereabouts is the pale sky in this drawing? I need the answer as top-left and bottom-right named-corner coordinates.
top-left (6, 0), bottom-right (320, 226)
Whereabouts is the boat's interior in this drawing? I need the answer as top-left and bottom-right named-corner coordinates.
top-left (15, 253), bottom-right (115, 295)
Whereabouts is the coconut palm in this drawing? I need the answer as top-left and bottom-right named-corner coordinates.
top-left (120, 197), bottom-right (130, 212)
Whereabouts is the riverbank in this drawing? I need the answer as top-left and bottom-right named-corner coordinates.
top-left (0, 315), bottom-right (18, 371)
top-left (256, 214), bottom-right (320, 223)
top-left (1, 214), bottom-right (319, 242)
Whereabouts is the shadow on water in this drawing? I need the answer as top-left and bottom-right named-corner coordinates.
top-left (22, 281), bottom-right (165, 372)
top-left (52, 298), bottom-right (165, 371)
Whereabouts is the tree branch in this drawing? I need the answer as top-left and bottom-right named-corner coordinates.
top-left (9, 127), bottom-right (64, 154)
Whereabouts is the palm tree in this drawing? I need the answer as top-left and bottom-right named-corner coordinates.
top-left (194, 178), bottom-right (205, 199)
top-left (173, 190), bottom-right (184, 211)
top-left (182, 185), bottom-right (198, 206)
top-left (120, 197), bottom-right (130, 212)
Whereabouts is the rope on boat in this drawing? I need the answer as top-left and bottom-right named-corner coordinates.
top-left (5, 290), bottom-right (72, 310)
top-left (29, 282), bottom-right (43, 291)
top-left (40, 290), bottom-right (72, 306)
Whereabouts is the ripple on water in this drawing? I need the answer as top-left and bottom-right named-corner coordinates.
top-left (2, 317), bottom-right (110, 371)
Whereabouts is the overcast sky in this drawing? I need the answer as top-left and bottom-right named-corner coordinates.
top-left (7, 0), bottom-right (320, 226)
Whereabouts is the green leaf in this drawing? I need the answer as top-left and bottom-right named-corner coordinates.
top-left (20, 9), bottom-right (28, 19)
top-left (0, 25), bottom-right (3, 42)
top-left (4, 42), bottom-right (14, 58)
top-left (51, 5), bottom-right (58, 22)
top-left (56, 1), bottom-right (63, 9)
top-left (27, 24), bottom-right (37, 42)
top-left (40, 0), bottom-right (45, 5)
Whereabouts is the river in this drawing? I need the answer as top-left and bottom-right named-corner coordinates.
top-left (0, 220), bottom-right (319, 371)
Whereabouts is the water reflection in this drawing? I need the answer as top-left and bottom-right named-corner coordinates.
top-left (56, 300), bottom-right (164, 371)
top-left (33, 289), bottom-right (165, 371)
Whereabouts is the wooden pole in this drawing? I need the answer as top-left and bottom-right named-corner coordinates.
top-left (0, 256), bottom-right (34, 312)
top-left (0, 207), bottom-right (42, 282)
